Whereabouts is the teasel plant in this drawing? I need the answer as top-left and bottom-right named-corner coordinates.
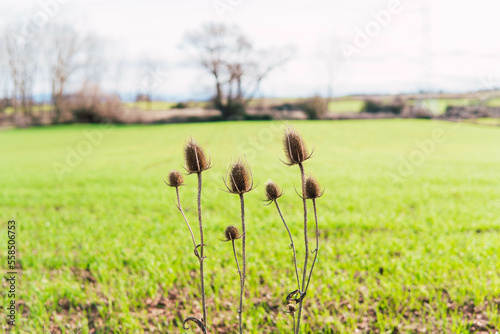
top-left (275, 125), bottom-right (322, 333)
top-left (223, 158), bottom-right (255, 333)
top-left (164, 138), bottom-right (212, 334)
top-left (264, 179), bottom-right (301, 332)
top-left (221, 225), bottom-right (243, 327)
top-left (264, 180), bottom-right (300, 293)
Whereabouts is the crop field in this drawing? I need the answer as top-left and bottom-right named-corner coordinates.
top-left (327, 100), bottom-right (365, 113)
top-left (1, 120), bottom-right (500, 333)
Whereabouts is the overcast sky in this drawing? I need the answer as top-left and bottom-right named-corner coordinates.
top-left (2, 0), bottom-right (500, 100)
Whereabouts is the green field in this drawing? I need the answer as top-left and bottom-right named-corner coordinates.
top-left (125, 101), bottom-right (208, 111)
top-left (1, 120), bottom-right (500, 333)
top-left (328, 99), bottom-right (365, 113)
top-left (465, 118), bottom-right (500, 126)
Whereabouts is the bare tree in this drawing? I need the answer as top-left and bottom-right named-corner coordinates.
top-left (241, 46), bottom-right (295, 102)
top-left (317, 34), bottom-right (345, 109)
top-left (4, 27), bottom-right (39, 121)
top-left (136, 55), bottom-right (168, 110)
top-left (0, 35), bottom-right (9, 113)
top-left (183, 22), bottom-right (294, 119)
top-left (44, 24), bottom-right (103, 123)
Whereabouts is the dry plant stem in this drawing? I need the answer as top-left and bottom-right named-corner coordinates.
top-left (304, 198), bottom-right (319, 293)
top-left (231, 239), bottom-right (243, 333)
top-left (231, 240), bottom-right (242, 278)
top-left (175, 187), bottom-right (197, 249)
top-left (238, 193), bottom-right (247, 334)
top-left (231, 238), bottom-right (243, 333)
top-left (274, 200), bottom-right (301, 291)
top-left (292, 313), bottom-right (296, 334)
top-left (296, 162), bottom-right (308, 334)
top-left (197, 172), bottom-right (208, 332)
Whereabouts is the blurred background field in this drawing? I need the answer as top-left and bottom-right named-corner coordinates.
top-left (1, 120), bottom-right (499, 333)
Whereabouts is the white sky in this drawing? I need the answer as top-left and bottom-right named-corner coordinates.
top-left (2, 0), bottom-right (500, 100)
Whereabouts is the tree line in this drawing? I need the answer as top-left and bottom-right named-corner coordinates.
top-left (0, 20), bottom-right (295, 125)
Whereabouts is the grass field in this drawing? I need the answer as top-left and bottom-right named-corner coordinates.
top-left (1, 120), bottom-right (500, 333)
top-left (328, 99), bottom-right (365, 113)
top-left (125, 101), bottom-right (208, 111)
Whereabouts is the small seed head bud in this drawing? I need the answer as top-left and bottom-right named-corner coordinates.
top-left (265, 179), bottom-right (282, 201)
top-left (224, 225), bottom-right (241, 241)
top-left (167, 169), bottom-right (184, 187)
top-left (283, 125), bottom-right (311, 165)
top-left (305, 175), bottom-right (322, 199)
top-left (184, 138), bottom-right (210, 174)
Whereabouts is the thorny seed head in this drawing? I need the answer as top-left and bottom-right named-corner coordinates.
top-left (283, 125), bottom-right (311, 165)
top-left (225, 159), bottom-right (254, 194)
top-left (166, 169), bottom-right (184, 187)
top-left (184, 138), bottom-right (210, 174)
top-left (305, 175), bottom-right (323, 199)
top-left (265, 179), bottom-right (283, 202)
top-left (287, 303), bottom-right (296, 313)
top-left (224, 225), bottom-right (241, 241)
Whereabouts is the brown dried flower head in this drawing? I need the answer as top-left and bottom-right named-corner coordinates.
top-left (283, 125), bottom-right (312, 165)
top-left (166, 169), bottom-right (184, 187)
top-left (305, 175), bottom-right (323, 199)
top-left (225, 159), bottom-right (254, 194)
top-left (265, 179), bottom-right (283, 202)
top-left (184, 138), bottom-right (211, 174)
top-left (224, 225), bottom-right (242, 241)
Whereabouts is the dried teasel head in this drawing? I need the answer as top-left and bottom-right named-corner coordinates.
top-left (281, 302), bottom-right (297, 314)
top-left (165, 169), bottom-right (184, 187)
top-left (184, 138), bottom-right (211, 174)
top-left (265, 179), bottom-right (283, 202)
top-left (223, 225), bottom-right (242, 241)
top-left (224, 159), bottom-right (254, 194)
top-left (304, 175), bottom-right (323, 199)
top-left (282, 125), bottom-right (312, 166)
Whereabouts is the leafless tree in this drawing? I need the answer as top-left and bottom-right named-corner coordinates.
top-left (183, 22), bottom-right (294, 118)
top-left (4, 27), bottom-right (39, 120)
top-left (136, 55), bottom-right (168, 110)
top-left (317, 35), bottom-right (343, 106)
top-left (0, 35), bottom-right (9, 112)
top-left (44, 24), bottom-right (103, 123)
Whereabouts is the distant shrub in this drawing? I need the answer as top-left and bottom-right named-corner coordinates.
top-left (172, 102), bottom-right (188, 109)
top-left (220, 100), bottom-right (246, 119)
top-left (272, 103), bottom-right (296, 111)
top-left (65, 84), bottom-right (124, 123)
top-left (244, 114), bottom-right (273, 121)
top-left (299, 95), bottom-right (327, 119)
top-left (363, 98), bottom-right (404, 114)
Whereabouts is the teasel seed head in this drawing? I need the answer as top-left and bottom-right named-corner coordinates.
top-left (304, 175), bottom-right (323, 199)
top-left (282, 125), bottom-right (312, 166)
top-left (184, 138), bottom-right (211, 174)
top-left (166, 169), bottom-right (184, 187)
top-left (223, 225), bottom-right (242, 241)
top-left (224, 159), bottom-right (254, 194)
top-left (265, 179), bottom-right (283, 202)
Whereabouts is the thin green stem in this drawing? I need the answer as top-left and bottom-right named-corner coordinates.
top-left (304, 198), bottom-right (319, 293)
top-left (238, 193), bottom-right (246, 334)
top-left (175, 187), bottom-right (197, 249)
top-left (295, 162), bottom-right (308, 334)
top-left (197, 172), bottom-right (207, 332)
top-left (274, 200), bottom-right (301, 292)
